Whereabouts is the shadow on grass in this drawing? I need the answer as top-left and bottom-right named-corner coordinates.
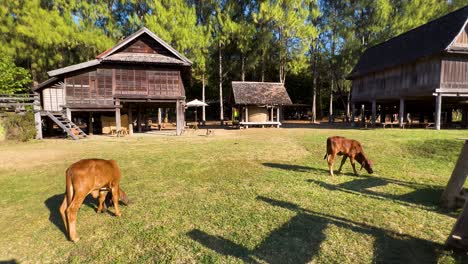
top-left (44, 193), bottom-right (114, 238)
top-left (0, 260), bottom-right (18, 264)
top-left (263, 162), bottom-right (447, 210)
top-left (188, 196), bottom-right (450, 263)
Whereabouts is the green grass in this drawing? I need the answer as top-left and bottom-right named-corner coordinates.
top-left (0, 128), bottom-right (467, 263)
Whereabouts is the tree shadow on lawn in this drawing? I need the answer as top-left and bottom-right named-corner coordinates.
top-left (263, 162), bottom-right (457, 216)
top-left (44, 194), bottom-right (114, 237)
top-left (188, 196), bottom-right (451, 263)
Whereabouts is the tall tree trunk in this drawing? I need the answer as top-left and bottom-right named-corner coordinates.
top-left (346, 91), bottom-right (351, 123)
top-left (241, 54), bottom-right (245, 82)
top-left (319, 82), bottom-right (323, 119)
top-left (219, 41), bottom-right (224, 124)
top-left (261, 50), bottom-right (265, 82)
top-left (329, 78), bottom-right (333, 123)
top-left (312, 75), bottom-right (317, 123)
top-left (202, 73), bottom-right (206, 124)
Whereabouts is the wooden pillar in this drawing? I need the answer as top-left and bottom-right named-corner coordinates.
top-left (245, 106), bottom-right (249, 128)
top-left (271, 107), bottom-right (274, 122)
top-left (371, 100), bottom-right (377, 126)
top-left (128, 104), bottom-right (133, 135)
top-left (361, 104), bottom-right (365, 124)
top-left (137, 104), bottom-right (142, 133)
top-left (115, 99), bottom-right (121, 135)
top-left (399, 98), bottom-right (405, 128)
top-left (176, 100), bottom-right (185, 136)
top-left (158, 108), bottom-right (162, 126)
top-left (440, 140), bottom-right (468, 209)
top-left (446, 201), bottom-right (468, 250)
top-left (33, 93), bottom-right (42, 139)
top-left (88, 112), bottom-right (94, 135)
top-left (435, 93), bottom-right (442, 130)
top-left (277, 107), bottom-right (280, 128)
top-left (66, 107), bottom-right (72, 121)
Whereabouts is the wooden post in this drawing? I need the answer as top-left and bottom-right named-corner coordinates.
top-left (158, 108), bottom-right (162, 127)
top-left (245, 106), bottom-right (249, 129)
top-left (115, 99), bottom-right (121, 135)
top-left (440, 139), bottom-right (468, 209)
top-left (436, 93), bottom-right (442, 130)
top-left (33, 93), bottom-right (42, 140)
top-left (176, 100), bottom-right (185, 136)
top-left (371, 100), bottom-right (377, 127)
top-left (128, 104), bottom-right (133, 135)
top-left (271, 107), bottom-right (274, 122)
top-left (361, 104), bottom-right (365, 124)
top-left (88, 112), bottom-right (94, 135)
top-left (446, 201), bottom-right (468, 250)
top-left (351, 103), bottom-right (356, 127)
top-left (276, 107), bottom-right (280, 128)
top-left (137, 104), bottom-right (142, 133)
top-left (399, 98), bottom-right (405, 128)
top-left (66, 107), bottom-right (72, 121)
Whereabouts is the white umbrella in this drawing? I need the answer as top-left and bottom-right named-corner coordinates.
top-left (185, 99), bottom-right (208, 126)
top-left (186, 99), bottom-right (208, 107)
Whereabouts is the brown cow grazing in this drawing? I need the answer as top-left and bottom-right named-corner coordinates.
top-left (59, 159), bottom-right (124, 242)
top-left (323, 136), bottom-right (373, 176)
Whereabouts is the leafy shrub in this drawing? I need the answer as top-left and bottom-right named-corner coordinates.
top-left (2, 112), bottom-right (36, 141)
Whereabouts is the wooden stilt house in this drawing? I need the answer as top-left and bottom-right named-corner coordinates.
top-left (231, 81), bottom-right (292, 128)
top-left (34, 27), bottom-right (191, 139)
top-left (348, 6), bottom-right (468, 130)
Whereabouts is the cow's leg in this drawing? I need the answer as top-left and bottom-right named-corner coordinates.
top-left (350, 157), bottom-right (359, 176)
top-left (111, 186), bottom-right (122, 217)
top-left (97, 191), bottom-right (107, 213)
top-left (327, 153), bottom-right (336, 176)
top-left (59, 195), bottom-right (68, 233)
top-left (66, 193), bottom-right (86, 242)
top-left (337, 156), bottom-right (347, 174)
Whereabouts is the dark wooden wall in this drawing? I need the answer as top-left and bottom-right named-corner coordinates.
top-left (120, 36), bottom-right (172, 56)
top-left (65, 66), bottom-right (184, 106)
top-left (441, 55), bottom-right (468, 89)
top-left (351, 58), bottom-right (441, 102)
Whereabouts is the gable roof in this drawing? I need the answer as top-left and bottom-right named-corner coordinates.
top-left (47, 27), bottom-right (191, 77)
top-left (232, 81), bottom-right (292, 105)
top-left (348, 5), bottom-right (468, 79)
top-left (96, 27), bottom-right (192, 65)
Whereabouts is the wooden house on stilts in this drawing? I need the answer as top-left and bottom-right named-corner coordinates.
top-left (231, 81), bottom-right (292, 128)
top-left (348, 6), bottom-right (468, 130)
top-left (34, 27), bottom-right (191, 139)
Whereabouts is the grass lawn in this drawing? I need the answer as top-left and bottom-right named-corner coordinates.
top-left (1, 127), bottom-right (467, 263)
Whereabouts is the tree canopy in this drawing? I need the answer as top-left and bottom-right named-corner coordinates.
top-left (0, 0), bottom-right (465, 118)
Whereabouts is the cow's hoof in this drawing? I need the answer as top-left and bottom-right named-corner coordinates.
top-left (115, 212), bottom-right (122, 217)
top-left (71, 237), bottom-right (80, 243)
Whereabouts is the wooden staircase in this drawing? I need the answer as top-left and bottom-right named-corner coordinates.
top-left (44, 111), bottom-right (87, 140)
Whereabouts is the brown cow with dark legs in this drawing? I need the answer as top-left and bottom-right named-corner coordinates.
top-left (59, 159), bottom-right (125, 242)
top-left (324, 136), bottom-right (373, 176)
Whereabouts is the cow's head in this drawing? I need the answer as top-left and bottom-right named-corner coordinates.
top-left (360, 159), bottom-right (374, 174)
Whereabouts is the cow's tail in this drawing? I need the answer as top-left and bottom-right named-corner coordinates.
top-left (65, 168), bottom-right (74, 205)
top-left (324, 137), bottom-right (331, 160)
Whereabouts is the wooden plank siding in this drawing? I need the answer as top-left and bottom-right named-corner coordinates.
top-left (64, 66), bottom-right (184, 107)
top-left (351, 58), bottom-right (441, 102)
top-left (441, 56), bottom-right (468, 89)
top-left (454, 25), bottom-right (468, 45)
top-left (120, 35), bottom-right (172, 56)
top-left (43, 87), bottom-right (65, 111)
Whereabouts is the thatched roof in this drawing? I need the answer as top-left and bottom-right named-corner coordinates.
top-left (231, 81), bottom-right (292, 105)
top-left (348, 6), bottom-right (468, 79)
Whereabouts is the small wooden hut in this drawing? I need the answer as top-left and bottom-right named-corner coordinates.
top-left (348, 6), bottom-right (468, 130)
top-left (34, 27), bottom-right (191, 139)
top-left (231, 81), bottom-right (292, 128)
